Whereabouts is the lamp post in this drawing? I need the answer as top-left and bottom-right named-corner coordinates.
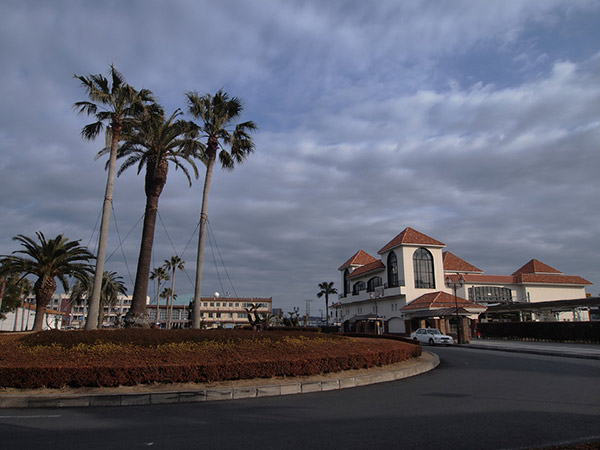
top-left (445, 275), bottom-right (464, 344)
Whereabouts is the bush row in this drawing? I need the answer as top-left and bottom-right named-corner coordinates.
top-left (0, 330), bottom-right (421, 389)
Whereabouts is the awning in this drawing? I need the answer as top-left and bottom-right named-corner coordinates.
top-left (402, 307), bottom-right (480, 319)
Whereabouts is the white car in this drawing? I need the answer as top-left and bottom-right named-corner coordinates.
top-left (410, 328), bottom-right (454, 346)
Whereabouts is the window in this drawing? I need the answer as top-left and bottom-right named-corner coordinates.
top-left (367, 277), bottom-right (382, 292)
top-left (235, 303), bottom-right (239, 307)
top-left (352, 281), bottom-right (366, 295)
top-left (208, 312), bottom-right (213, 318)
top-left (237, 313), bottom-right (246, 318)
top-left (229, 303), bottom-right (233, 307)
top-left (216, 313), bottom-right (221, 318)
top-left (387, 252), bottom-right (399, 288)
top-left (216, 302), bottom-right (220, 307)
top-left (468, 286), bottom-right (512, 304)
top-left (203, 302), bottom-right (208, 307)
top-left (210, 302), bottom-right (214, 307)
top-left (344, 269), bottom-right (350, 296)
top-left (413, 248), bottom-right (435, 289)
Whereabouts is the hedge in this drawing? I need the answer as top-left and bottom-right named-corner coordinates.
top-left (0, 329), bottom-right (421, 389)
top-left (478, 321), bottom-right (600, 343)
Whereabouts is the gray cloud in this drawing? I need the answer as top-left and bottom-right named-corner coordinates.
top-left (1, 0), bottom-right (599, 314)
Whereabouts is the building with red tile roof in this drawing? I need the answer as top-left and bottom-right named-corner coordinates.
top-left (336, 226), bottom-right (593, 335)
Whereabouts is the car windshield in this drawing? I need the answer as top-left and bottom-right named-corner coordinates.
top-left (426, 329), bottom-right (442, 335)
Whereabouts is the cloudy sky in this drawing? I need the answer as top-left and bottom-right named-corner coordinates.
top-left (1, 0), bottom-right (599, 314)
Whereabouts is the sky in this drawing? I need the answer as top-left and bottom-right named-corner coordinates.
top-left (1, 0), bottom-right (599, 315)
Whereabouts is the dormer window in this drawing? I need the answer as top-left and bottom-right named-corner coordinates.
top-left (414, 248), bottom-right (435, 289)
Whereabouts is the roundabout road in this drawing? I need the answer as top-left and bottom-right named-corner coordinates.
top-left (1, 346), bottom-right (599, 450)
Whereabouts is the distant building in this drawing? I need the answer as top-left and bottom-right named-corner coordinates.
top-left (149, 297), bottom-right (273, 329)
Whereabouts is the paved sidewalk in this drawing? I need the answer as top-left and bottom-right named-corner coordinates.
top-left (0, 352), bottom-right (439, 409)
top-left (464, 338), bottom-right (600, 359)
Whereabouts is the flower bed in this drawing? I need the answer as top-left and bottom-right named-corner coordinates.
top-left (0, 330), bottom-right (421, 389)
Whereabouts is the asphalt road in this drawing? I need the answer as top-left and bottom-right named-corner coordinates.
top-left (1, 347), bottom-right (599, 450)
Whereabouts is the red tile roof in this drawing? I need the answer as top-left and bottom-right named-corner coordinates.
top-left (347, 260), bottom-right (385, 279)
top-left (401, 291), bottom-right (485, 311)
top-left (338, 250), bottom-right (378, 271)
top-left (378, 227), bottom-right (445, 254)
top-left (442, 251), bottom-right (483, 273)
top-left (512, 259), bottom-right (562, 276)
top-left (515, 274), bottom-right (592, 285)
top-left (460, 273), bottom-right (591, 286)
top-left (461, 274), bottom-right (516, 284)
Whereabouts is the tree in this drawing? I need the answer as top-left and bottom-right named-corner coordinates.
top-left (0, 232), bottom-right (93, 331)
top-left (186, 90), bottom-right (257, 328)
top-left (317, 281), bottom-right (338, 326)
top-left (163, 255), bottom-right (184, 329)
top-left (70, 271), bottom-right (127, 327)
top-left (110, 105), bottom-right (199, 327)
top-left (74, 65), bottom-right (153, 330)
top-left (149, 266), bottom-right (170, 327)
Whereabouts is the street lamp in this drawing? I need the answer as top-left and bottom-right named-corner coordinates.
top-left (445, 275), bottom-right (464, 344)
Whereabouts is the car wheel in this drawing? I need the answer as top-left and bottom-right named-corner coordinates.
top-left (428, 338), bottom-right (435, 346)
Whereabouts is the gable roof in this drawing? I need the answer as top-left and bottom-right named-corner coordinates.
top-left (378, 227), bottom-right (445, 254)
top-left (442, 251), bottom-right (483, 273)
top-left (338, 250), bottom-right (378, 271)
top-left (512, 259), bottom-right (562, 276)
top-left (347, 260), bottom-right (386, 279)
top-left (401, 291), bottom-right (486, 311)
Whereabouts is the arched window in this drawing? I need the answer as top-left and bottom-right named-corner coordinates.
top-left (413, 248), bottom-right (435, 289)
top-left (344, 269), bottom-right (350, 296)
top-left (367, 277), bottom-right (382, 292)
top-left (352, 281), bottom-right (366, 295)
top-left (387, 252), bottom-right (399, 288)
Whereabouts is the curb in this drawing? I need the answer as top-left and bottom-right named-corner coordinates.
top-left (0, 352), bottom-right (439, 409)
top-left (464, 344), bottom-right (600, 360)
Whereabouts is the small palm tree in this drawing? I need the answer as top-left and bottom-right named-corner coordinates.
top-left (187, 90), bottom-right (257, 328)
top-left (149, 266), bottom-right (170, 326)
top-left (0, 232), bottom-right (94, 331)
top-left (163, 255), bottom-right (184, 329)
top-left (74, 65), bottom-right (153, 330)
top-left (317, 281), bottom-right (338, 326)
top-left (110, 105), bottom-right (199, 327)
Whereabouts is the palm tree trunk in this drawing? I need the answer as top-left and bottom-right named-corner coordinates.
top-left (126, 193), bottom-right (161, 328)
top-left (192, 156), bottom-right (216, 328)
top-left (33, 277), bottom-right (56, 332)
top-left (325, 294), bottom-right (329, 326)
top-left (155, 279), bottom-right (161, 327)
top-left (169, 270), bottom-right (175, 329)
top-left (86, 124), bottom-right (121, 330)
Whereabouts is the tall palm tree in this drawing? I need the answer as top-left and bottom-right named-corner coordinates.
top-left (163, 255), bottom-right (184, 329)
top-left (70, 270), bottom-right (127, 327)
top-left (317, 281), bottom-right (338, 326)
top-left (149, 266), bottom-right (170, 326)
top-left (0, 232), bottom-right (94, 331)
top-left (109, 105), bottom-right (199, 327)
top-left (74, 65), bottom-right (154, 330)
top-left (186, 90), bottom-right (257, 328)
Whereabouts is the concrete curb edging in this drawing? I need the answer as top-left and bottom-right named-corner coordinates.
top-left (0, 352), bottom-right (439, 409)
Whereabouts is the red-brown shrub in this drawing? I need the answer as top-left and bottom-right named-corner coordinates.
top-left (0, 330), bottom-right (421, 389)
